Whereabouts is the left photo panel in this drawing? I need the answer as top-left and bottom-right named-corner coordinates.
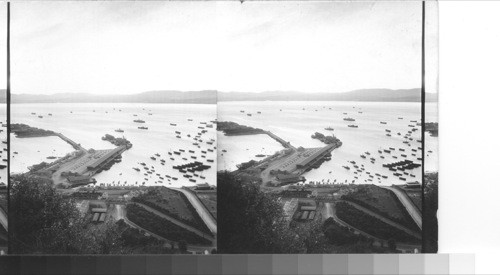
top-left (8, 2), bottom-right (217, 254)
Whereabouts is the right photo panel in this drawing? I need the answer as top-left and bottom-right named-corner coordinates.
top-left (217, 1), bottom-right (437, 254)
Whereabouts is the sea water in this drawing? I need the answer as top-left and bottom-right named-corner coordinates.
top-left (218, 101), bottom-right (438, 186)
top-left (0, 104), bottom-right (6, 184)
top-left (11, 103), bottom-right (217, 188)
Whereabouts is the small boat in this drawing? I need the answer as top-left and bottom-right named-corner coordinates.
top-left (115, 129), bottom-right (124, 133)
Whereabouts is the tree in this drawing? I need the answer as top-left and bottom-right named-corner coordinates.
top-left (178, 240), bottom-right (188, 253)
top-left (423, 172), bottom-right (439, 253)
top-left (388, 239), bottom-right (397, 251)
top-left (9, 174), bottom-right (115, 254)
top-left (217, 172), bottom-right (305, 253)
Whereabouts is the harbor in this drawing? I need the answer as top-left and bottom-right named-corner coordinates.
top-left (218, 101), bottom-right (429, 187)
top-left (11, 103), bottom-right (218, 189)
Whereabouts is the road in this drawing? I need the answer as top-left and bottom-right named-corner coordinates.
top-left (171, 188), bottom-right (217, 235)
top-left (122, 213), bottom-right (214, 254)
top-left (322, 202), bottom-right (421, 252)
top-left (380, 186), bottom-right (422, 230)
top-left (341, 201), bottom-right (421, 239)
top-left (0, 207), bottom-right (7, 231)
top-left (130, 202), bottom-right (215, 244)
top-left (323, 202), bottom-right (382, 241)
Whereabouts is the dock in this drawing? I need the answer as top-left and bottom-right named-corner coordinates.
top-left (265, 131), bottom-right (296, 150)
top-left (87, 146), bottom-right (127, 172)
top-left (261, 144), bottom-right (338, 186)
top-left (295, 144), bottom-right (336, 170)
top-left (56, 133), bottom-right (87, 152)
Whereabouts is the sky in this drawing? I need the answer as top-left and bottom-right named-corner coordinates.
top-left (0, 2), bottom-right (6, 90)
top-left (10, 1), bottom-right (426, 95)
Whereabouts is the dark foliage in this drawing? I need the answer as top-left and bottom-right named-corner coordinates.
top-left (336, 202), bottom-right (420, 244)
top-left (342, 191), bottom-right (420, 232)
top-left (217, 172), bottom-right (305, 253)
top-left (132, 188), bottom-right (212, 235)
top-left (9, 174), bottom-right (119, 254)
top-left (126, 204), bottom-right (211, 246)
top-left (423, 172), bottom-right (438, 253)
top-left (322, 217), bottom-right (364, 246)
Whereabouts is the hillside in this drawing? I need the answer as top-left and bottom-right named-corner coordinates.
top-left (11, 90), bottom-right (217, 104)
top-left (218, 88), bottom-right (437, 102)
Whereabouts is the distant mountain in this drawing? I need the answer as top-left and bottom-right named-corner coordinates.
top-left (218, 88), bottom-right (438, 102)
top-left (0, 89), bottom-right (5, 103)
top-left (8, 88), bottom-right (437, 104)
top-left (11, 90), bottom-right (217, 104)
